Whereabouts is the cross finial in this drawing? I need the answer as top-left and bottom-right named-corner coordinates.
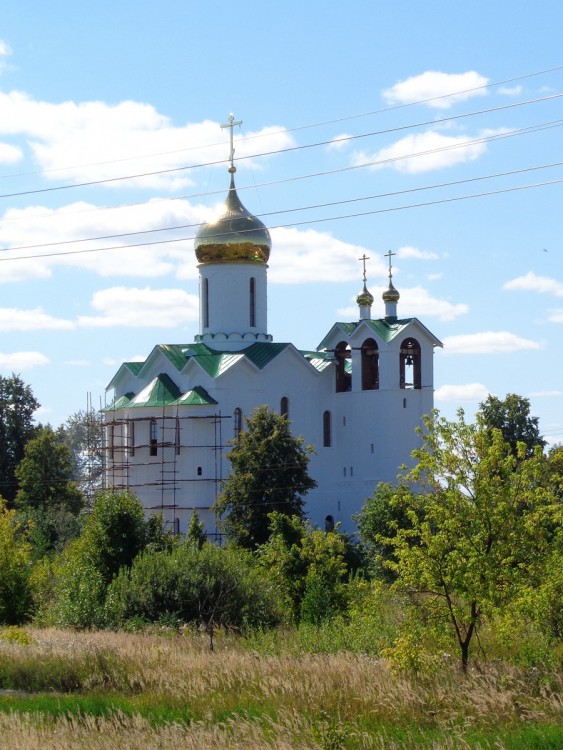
top-left (384, 249), bottom-right (396, 281)
top-left (221, 113), bottom-right (242, 173)
top-left (359, 254), bottom-right (369, 285)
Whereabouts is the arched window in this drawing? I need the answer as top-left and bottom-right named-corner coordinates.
top-left (280, 396), bottom-right (289, 418)
top-left (150, 418), bottom-right (158, 456)
top-left (175, 417), bottom-right (181, 455)
top-left (323, 410), bottom-right (331, 447)
top-left (128, 419), bottom-right (135, 457)
top-left (203, 277), bottom-right (209, 328)
top-left (361, 337), bottom-right (379, 390)
top-left (249, 277), bottom-right (256, 327)
top-left (400, 337), bottom-right (421, 389)
top-left (325, 515), bottom-right (335, 532)
top-left (234, 407), bottom-right (243, 440)
top-left (335, 341), bottom-right (352, 392)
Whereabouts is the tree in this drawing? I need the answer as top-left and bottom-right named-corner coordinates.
top-left (377, 410), bottom-right (556, 671)
top-left (0, 500), bottom-right (33, 624)
top-left (214, 406), bottom-right (317, 549)
top-left (59, 407), bottom-right (104, 506)
top-left (15, 425), bottom-right (83, 515)
top-left (477, 393), bottom-right (545, 457)
top-left (0, 374), bottom-right (39, 505)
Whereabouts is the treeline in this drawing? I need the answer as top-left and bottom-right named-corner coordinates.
top-left (0, 377), bottom-right (561, 672)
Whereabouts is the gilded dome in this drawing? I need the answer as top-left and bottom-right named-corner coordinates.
top-left (356, 283), bottom-right (374, 307)
top-left (194, 175), bottom-right (271, 264)
top-left (382, 280), bottom-right (400, 303)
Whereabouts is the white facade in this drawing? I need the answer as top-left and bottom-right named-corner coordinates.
top-left (104, 174), bottom-right (442, 538)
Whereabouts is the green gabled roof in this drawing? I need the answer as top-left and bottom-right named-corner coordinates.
top-left (128, 373), bottom-right (182, 407)
top-left (243, 342), bottom-right (290, 369)
top-left (183, 341), bottom-right (291, 378)
top-left (301, 350), bottom-right (333, 373)
top-left (157, 344), bottom-right (191, 371)
top-left (124, 362), bottom-right (144, 376)
top-left (317, 318), bottom-right (417, 350)
top-left (173, 385), bottom-right (218, 406)
top-left (104, 392), bottom-right (135, 411)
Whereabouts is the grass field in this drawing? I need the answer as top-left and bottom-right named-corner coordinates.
top-left (0, 628), bottom-right (561, 749)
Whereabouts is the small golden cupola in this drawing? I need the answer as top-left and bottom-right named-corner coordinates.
top-left (382, 250), bottom-right (400, 321)
top-left (356, 253), bottom-right (374, 320)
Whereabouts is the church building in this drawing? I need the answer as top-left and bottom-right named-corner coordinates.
top-left (103, 119), bottom-right (442, 538)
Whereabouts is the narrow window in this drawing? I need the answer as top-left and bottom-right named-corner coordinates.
top-left (361, 338), bottom-right (379, 390)
top-left (370, 443), bottom-right (374, 454)
top-left (175, 417), bottom-right (181, 455)
top-left (128, 420), bottom-right (135, 457)
top-left (343, 467), bottom-right (347, 477)
top-left (400, 338), bottom-right (421, 389)
top-left (350, 466), bottom-right (354, 477)
top-left (174, 517), bottom-right (180, 535)
top-left (150, 418), bottom-right (158, 456)
top-left (234, 407), bottom-right (243, 440)
top-left (108, 425), bottom-right (114, 460)
top-left (203, 278), bottom-right (209, 328)
top-left (197, 466), bottom-right (203, 476)
top-left (249, 277), bottom-right (256, 327)
top-left (335, 341), bottom-right (352, 392)
top-left (323, 410), bottom-right (331, 447)
top-left (403, 397), bottom-right (407, 408)
top-left (325, 515), bottom-right (335, 532)
top-left (280, 396), bottom-right (289, 418)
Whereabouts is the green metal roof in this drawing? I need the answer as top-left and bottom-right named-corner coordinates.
top-left (173, 385), bottom-right (218, 406)
top-left (301, 350), bottom-right (333, 373)
top-left (104, 392), bottom-right (134, 411)
top-left (317, 318), bottom-right (417, 350)
top-left (128, 373), bottom-right (182, 407)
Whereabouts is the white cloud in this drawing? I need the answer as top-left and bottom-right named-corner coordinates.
top-left (383, 71), bottom-right (489, 109)
top-left (498, 85), bottom-right (522, 96)
top-left (268, 226), bottom-right (387, 284)
top-left (0, 307), bottom-right (74, 331)
top-left (0, 40), bottom-right (11, 74)
top-left (504, 271), bottom-right (563, 297)
top-left (397, 245), bottom-right (439, 261)
top-left (0, 93), bottom-right (294, 189)
top-left (338, 285), bottom-right (468, 321)
top-left (77, 287), bottom-right (200, 328)
top-left (0, 351), bottom-right (50, 370)
top-left (548, 309), bottom-right (563, 323)
top-left (434, 383), bottom-right (490, 402)
top-left (442, 331), bottom-right (541, 354)
top-left (352, 129), bottom-right (490, 174)
top-left (0, 142), bottom-right (22, 164)
top-left (328, 134), bottom-right (353, 150)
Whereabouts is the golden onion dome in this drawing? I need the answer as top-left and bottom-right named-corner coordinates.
top-left (194, 174), bottom-right (271, 264)
top-left (382, 280), bottom-right (400, 303)
top-left (356, 283), bottom-right (374, 307)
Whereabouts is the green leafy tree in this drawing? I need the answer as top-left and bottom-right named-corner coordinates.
top-left (0, 500), bottom-right (33, 624)
top-left (186, 511), bottom-right (207, 549)
top-left (214, 406), bottom-right (317, 549)
top-left (0, 374), bottom-right (39, 505)
top-left (378, 410), bottom-right (556, 671)
top-left (52, 490), bottom-right (148, 628)
top-left (258, 512), bottom-right (349, 622)
top-left (477, 393), bottom-right (545, 457)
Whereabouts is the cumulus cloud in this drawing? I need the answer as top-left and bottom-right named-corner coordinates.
top-left (442, 331), bottom-right (541, 354)
top-left (77, 287), bottom-right (200, 328)
top-left (352, 129), bottom-right (492, 174)
top-left (0, 92), bottom-right (294, 189)
top-left (338, 285), bottom-right (468, 321)
top-left (0, 351), bottom-right (49, 370)
top-left (0, 142), bottom-right (22, 164)
top-left (434, 383), bottom-right (490, 402)
top-left (548, 309), bottom-right (563, 323)
top-left (397, 245), bottom-right (440, 261)
top-left (0, 307), bottom-right (74, 331)
top-left (383, 71), bottom-right (489, 109)
top-left (268, 226), bottom-right (388, 284)
top-left (504, 271), bottom-right (563, 297)
top-left (498, 85), bottom-right (522, 96)
top-left (327, 134), bottom-right (353, 150)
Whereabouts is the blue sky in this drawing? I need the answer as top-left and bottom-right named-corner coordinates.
top-left (0, 1), bottom-right (562, 445)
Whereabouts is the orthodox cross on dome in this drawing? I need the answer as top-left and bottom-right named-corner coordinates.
top-left (359, 253), bottom-right (370, 285)
top-left (221, 113), bottom-right (242, 173)
top-left (384, 249), bottom-right (396, 282)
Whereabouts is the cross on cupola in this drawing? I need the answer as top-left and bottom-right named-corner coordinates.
top-left (356, 253), bottom-right (374, 319)
top-left (382, 249), bottom-right (400, 321)
top-left (221, 113), bottom-right (242, 174)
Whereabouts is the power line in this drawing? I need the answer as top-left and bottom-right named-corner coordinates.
top-left (0, 91), bottom-right (561, 200)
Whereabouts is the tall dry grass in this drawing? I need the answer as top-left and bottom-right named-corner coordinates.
top-left (0, 628), bottom-right (561, 749)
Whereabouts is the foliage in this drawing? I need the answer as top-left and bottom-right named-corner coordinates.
top-left (50, 490), bottom-right (148, 628)
top-left (477, 392), bottom-right (545, 457)
top-left (0, 625), bottom-right (35, 645)
top-left (186, 510), bottom-right (207, 548)
top-left (20, 506), bottom-right (83, 560)
top-left (107, 541), bottom-right (283, 644)
top-left (257, 512), bottom-right (349, 622)
top-left (0, 500), bottom-right (33, 624)
top-left (58, 407), bottom-right (104, 506)
top-left (15, 425), bottom-right (83, 515)
top-left (214, 406), bottom-right (316, 549)
top-left (378, 410), bottom-right (557, 671)
top-left (0, 374), bottom-right (39, 505)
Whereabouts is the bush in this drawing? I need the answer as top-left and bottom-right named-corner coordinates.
top-left (0, 500), bottom-right (33, 624)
